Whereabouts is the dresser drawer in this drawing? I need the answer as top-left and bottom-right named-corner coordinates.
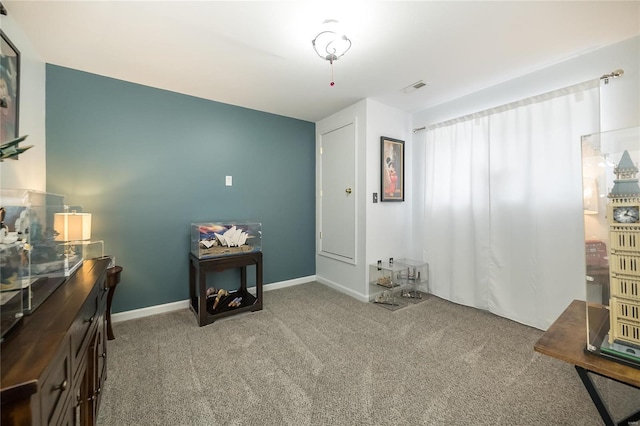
top-left (40, 338), bottom-right (72, 426)
top-left (98, 275), bottom-right (108, 309)
top-left (70, 286), bottom-right (100, 379)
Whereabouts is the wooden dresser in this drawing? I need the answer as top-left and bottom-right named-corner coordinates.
top-left (1, 258), bottom-right (110, 426)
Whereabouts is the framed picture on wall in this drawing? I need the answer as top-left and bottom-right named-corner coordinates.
top-left (380, 136), bottom-right (404, 202)
top-left (0, 30), bottom-right (20, 144)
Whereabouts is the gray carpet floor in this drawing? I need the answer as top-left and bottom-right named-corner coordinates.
top-left (97, 282), bottom-right (640, 425)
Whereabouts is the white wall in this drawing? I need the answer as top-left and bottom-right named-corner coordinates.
top-left (0, 9), bottom-right (47, 191)
top-left (316, 99), bottom-right (422, 301)
top-left (364, 99), bottom-right (412, 288)
top-left (413, 36), bottom-right (639, 132)
top-left (316, 100), bottom-right (368, 301)
top-left (316, 99), bottom-right (413, 300)
top-left (598, 36), bottom-right (640, 131)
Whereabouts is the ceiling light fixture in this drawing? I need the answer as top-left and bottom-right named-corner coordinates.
top-left (312, 19), bottom-right (352, 86)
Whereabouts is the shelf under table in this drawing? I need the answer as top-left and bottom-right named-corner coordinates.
top-left (189, 251), bottom-right (263, 326)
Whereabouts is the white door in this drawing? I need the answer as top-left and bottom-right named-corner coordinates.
top-left (319, 122), bottom-right (356, 262)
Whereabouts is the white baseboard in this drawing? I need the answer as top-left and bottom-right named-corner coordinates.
top-left (111, 300), bottom-right (190, 324)
top-left (316, 276), bottom-right (369, 303)
top-left (111, 275), bottom-right (317, 324)
top-left (260, 275), bottom-right (316, 292)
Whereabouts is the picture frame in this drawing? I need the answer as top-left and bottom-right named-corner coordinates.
top-left (380, 136), bottom-right (404, 202)
top-left (1, 30), bottom-right (20, 144)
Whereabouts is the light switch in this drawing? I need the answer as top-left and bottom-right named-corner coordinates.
top-left (225, 176), bottom-right (232, 186)
top-left (373, 192), bottom-right (378, 203)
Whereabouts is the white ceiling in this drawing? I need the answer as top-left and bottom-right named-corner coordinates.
top-left (4, 1), bottom-right (640, 122)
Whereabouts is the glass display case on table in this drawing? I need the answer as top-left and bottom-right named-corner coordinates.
top-left (582, 126), bottom-right (640, 368)
top-left (0, 190), bottom-right (103, 340)
top-left (191, 222), bottom-right (262, 259)
top-left (369, 258), bottom-right (429, 311)
top-left (0, 228), bottom-right (24, 341)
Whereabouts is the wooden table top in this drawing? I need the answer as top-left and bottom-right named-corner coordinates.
top-left (534, 299), bottom-right (640, 388)
top-left (1, 259), bottom-right (110, 396)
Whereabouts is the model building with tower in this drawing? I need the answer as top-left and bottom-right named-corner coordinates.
top-left (607, 149), bottom-right (640, 361)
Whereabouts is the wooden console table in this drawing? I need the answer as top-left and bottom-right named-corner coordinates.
top-left (534, 299), bottom-right (640, 426)
top-left (1, 258), bottom-right (110, 426)
top-left (188, 252), bottom-right (263, 326)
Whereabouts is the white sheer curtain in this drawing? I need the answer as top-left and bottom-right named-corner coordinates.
top-left (424, 117), bottom-right (491, 309)
top-left (422, 81), bottom-right (600, 330)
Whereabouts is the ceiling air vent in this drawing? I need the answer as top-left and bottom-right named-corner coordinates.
top-left (402, 80), bottom-right (428, 94)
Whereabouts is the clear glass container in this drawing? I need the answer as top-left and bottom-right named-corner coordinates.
top-left (191, 222), bottom-right (262, 259)
top-left (582, 126), bottom-right (640, 368)
top-left (0, 231), bottom-right (25, 340)
top-left (369, 258), bottom-right (429, 310)
top-left (395, 258), bottom-right (429, 301)
top-left (0, 190), bottom-right (99, 325)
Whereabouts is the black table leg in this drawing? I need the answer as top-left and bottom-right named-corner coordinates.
top-left (575, 366), bottom-right (640, 426)
top-left (576, 366), bottom-right (616, 426)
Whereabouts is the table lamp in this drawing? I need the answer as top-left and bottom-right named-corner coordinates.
top-left (53, 211), bottom-right (93, 275)
top-left (54, 211), bottom-right (92, 242)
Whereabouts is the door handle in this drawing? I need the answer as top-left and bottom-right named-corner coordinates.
top-left (345, 188), bottom-right (352, 194)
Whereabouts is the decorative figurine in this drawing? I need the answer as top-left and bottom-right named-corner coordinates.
top-left (606, 150), bottom-right (640, 359)
top-left (374, 291), bottom-right (399, 306)
top-left (193, 223), bottom-right (260, 258)
top-left (376, 276), bottom-right (393, 287)
top-left (206, 287), bottom-right (229, 311)
top-left (228, 297), bottom-right (242, 308)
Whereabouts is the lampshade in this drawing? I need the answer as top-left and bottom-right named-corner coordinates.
top-left (54, 212), bottom-right (92, 241)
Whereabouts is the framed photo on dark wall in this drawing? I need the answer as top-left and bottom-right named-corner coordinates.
top-left (380, 136), bottom-right (404, 202)
top-left (0, 30), bottom-right (20, 144)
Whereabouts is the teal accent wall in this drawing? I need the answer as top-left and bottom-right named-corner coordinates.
top-left (46, 65), bottom-right (315, 314)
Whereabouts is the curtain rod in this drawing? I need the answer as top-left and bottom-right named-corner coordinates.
top-left (600, 69), bottom-right (624, 84)
top-left (412, 69), bottom-right (624, 134)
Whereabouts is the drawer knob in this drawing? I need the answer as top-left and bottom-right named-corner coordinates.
top-left (101, 352), bottom-right (107, 358)
top-left (53, 380), bottom-right (68, 391)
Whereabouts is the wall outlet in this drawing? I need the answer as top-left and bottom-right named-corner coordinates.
top-left (225, 176), bottom-right (232, 186)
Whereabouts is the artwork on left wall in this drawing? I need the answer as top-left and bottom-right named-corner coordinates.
top-left (380, 136), bottom-right (405, 202)
top-left (0, 30), bottom-right (20, 144)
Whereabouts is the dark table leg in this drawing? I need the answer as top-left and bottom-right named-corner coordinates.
top-left (106, 266), bottom-right (123, 341)
top-left (255, 252), bottom-right (263, 311)
top-left (198, 263), bottom-right (207, 326)
top-left (575, 366), bottom-right (640, 426)
top-left (106, 287), bottom-right (116, 340)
